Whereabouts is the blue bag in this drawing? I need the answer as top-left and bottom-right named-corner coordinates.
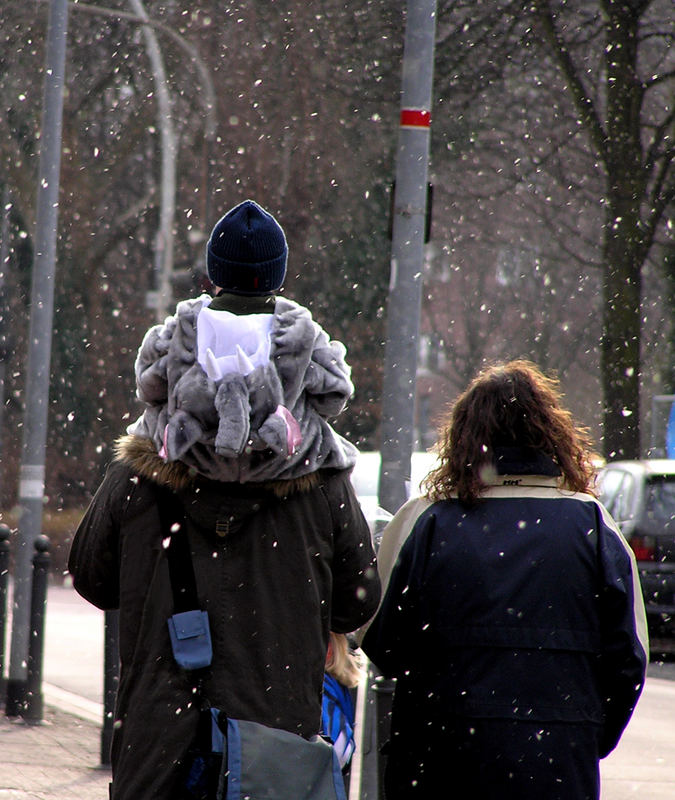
top-left (167, 609), bottom-right (213, 671)
top-left (184, 709), bottom-right (347, 800)
top-left (220, 714), bottom-right (347, 800)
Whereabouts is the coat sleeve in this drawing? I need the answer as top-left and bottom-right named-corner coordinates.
top-left (353, 496), bottom-right (431, 646)
top-left (326, 471), bottom-right (381, 634)
top-left (374, 497), bottom-right (432, 597)
top-left (303, 331), bottom-right (354, 419)
top-left (67, 462), bottom-right (132, 610)
top-left (361, 511), bottom-right (436, 677)
top-left (595, 502), bottom-right (649, 758)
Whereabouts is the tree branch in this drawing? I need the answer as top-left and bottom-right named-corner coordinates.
top-left (530, 0), bottom-right (609, 165)
top-left (645, 106), bottom-right (675, 174)
top-left (644, 68), bottom-right (675, 89)
top-left (641, 158), bottom-right (675, 261)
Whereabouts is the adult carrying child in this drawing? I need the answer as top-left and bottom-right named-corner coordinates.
top-left (69, 200), bottom-right (381, 799)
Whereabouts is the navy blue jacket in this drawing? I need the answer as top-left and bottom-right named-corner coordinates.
top-left (362, 469), bottom-right (648, 759)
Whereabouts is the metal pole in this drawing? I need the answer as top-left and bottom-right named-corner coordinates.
top-left (378, 0), bottom-right (437, 516)
top-left (372, 675), bottom-right (396, 800)
top-left (353, 666), bottom-right (379, 800)
top-left (6, 0), bottom-right (69, 717)
top-left (128, 0), bottom-right (177, 323)
top-left (360, 4), bottom-right (437, 797)
top-left (37, 2), bottom-right (217, 144)
top-left (0, 524), bottom-right (10, 697)
top-left (100, 609), bottom-right (120, 766)
top-left (0, 186), bottom-right (10, 488)
top-left (24, 535), bottom-right (51, 722)
top-left (38, 2), bottom-right (214, 317)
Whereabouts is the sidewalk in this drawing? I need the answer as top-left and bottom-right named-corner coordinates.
top-left (0, 706), bottom-right (110, 800)
top-left (1, 674), bottom-right (674, 799)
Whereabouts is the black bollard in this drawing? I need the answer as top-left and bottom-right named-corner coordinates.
top-left (100, 608), bottom-right (120, 766)
top-left (24, 535), bottom-right (51, 722)
top-left (0, 524), bottom-right (10, 698)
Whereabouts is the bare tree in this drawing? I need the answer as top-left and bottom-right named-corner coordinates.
top-left (530, 0), bottom-right (674, 458)
top-left (0, 0), bottom-right (403, 507)
top-left (427, 0), bottom-right (673, 457)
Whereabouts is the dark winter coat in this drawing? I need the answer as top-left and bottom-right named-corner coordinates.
top-left (362, 450), bottom-right (648, 800)
top-left (69, 435), bottom-right (380, 800)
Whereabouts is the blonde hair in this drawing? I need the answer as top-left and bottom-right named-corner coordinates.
top-left (326, 632), bottom-right (363, 689)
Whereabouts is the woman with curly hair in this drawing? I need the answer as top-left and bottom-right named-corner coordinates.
top-left (362, 360), bottom-right (648, 800)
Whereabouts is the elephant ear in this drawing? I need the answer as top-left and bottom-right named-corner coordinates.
top-left (163, 411), bottom-right (203, 461)
top-left (173, 364), bottom-right (218, 428)
top-left (258, 405), bottom-right (302, 457)
top-left (214, 375), bottom-right (251, 457)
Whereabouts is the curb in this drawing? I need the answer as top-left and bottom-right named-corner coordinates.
top-left (43, 683), bottom-right (103, 726)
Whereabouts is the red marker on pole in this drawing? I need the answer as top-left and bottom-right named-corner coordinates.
top-left (400, 109), bottom-right (431, 128)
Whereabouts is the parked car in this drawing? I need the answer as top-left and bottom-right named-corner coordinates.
top-left (350, 451), bottom-right (438, 546)
top-left (597, 460), bottom-right (675, 642)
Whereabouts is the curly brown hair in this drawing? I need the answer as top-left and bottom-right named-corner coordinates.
top-left (423, 360), bottom-right (597, 505)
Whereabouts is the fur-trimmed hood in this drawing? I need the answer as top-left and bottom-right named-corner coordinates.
top-left (113, 433), bottom-right (321, 498)
top-left (127, 295), bottom-right (358, 483)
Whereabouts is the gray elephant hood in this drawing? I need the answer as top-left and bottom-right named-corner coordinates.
top-left (127, 295), bottom-right (358, 482)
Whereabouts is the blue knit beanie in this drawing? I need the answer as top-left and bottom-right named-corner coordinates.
top-left (206, 200), bottom-right (288, 295)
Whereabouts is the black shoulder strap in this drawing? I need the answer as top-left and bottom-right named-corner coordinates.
top-left (154, 484), bottom-right (200, 614)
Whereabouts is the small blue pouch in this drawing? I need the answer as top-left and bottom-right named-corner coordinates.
top-left (167, 609), bottom-right (213, 670)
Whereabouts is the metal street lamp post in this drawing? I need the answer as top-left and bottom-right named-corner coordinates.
top-left (6, 0), bottom-right (70, 717)
top-left (378, 0), bottom-right (437, 516)
top-left (357, 3), bottom-right (438, 798)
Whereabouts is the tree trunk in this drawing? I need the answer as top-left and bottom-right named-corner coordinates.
top-left (600, 2), bottom-right (645, 460)
top-left (601, 212), bottom-right (642, 459)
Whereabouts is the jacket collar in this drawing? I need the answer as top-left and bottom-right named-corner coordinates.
top-left (209, 291), bottom-right (276, 314)
top-left (493, 446), bottom-right (561, 477)
top-left (479, 447), bottom-right (562, 488)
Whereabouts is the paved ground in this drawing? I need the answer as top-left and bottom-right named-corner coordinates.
top-left (2, 678), bottom-right (674, 800)
top-left (1, 602), bottom-right (673, 800)
top-left (599, 675), bottom-right (675, 799)
top-left (0, 706), bottom-right (110, 800)
top-left (4, 562), bottom-right (675, 798)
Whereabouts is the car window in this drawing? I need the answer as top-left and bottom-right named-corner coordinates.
top-left (599, 469), bottom-right (635, 522)
top-left (598, 469), bottom-right (623, 510)
top-left (614, 473), bottom-right (636, 521)
top-left (644, 477), bottom-right (675, 526)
